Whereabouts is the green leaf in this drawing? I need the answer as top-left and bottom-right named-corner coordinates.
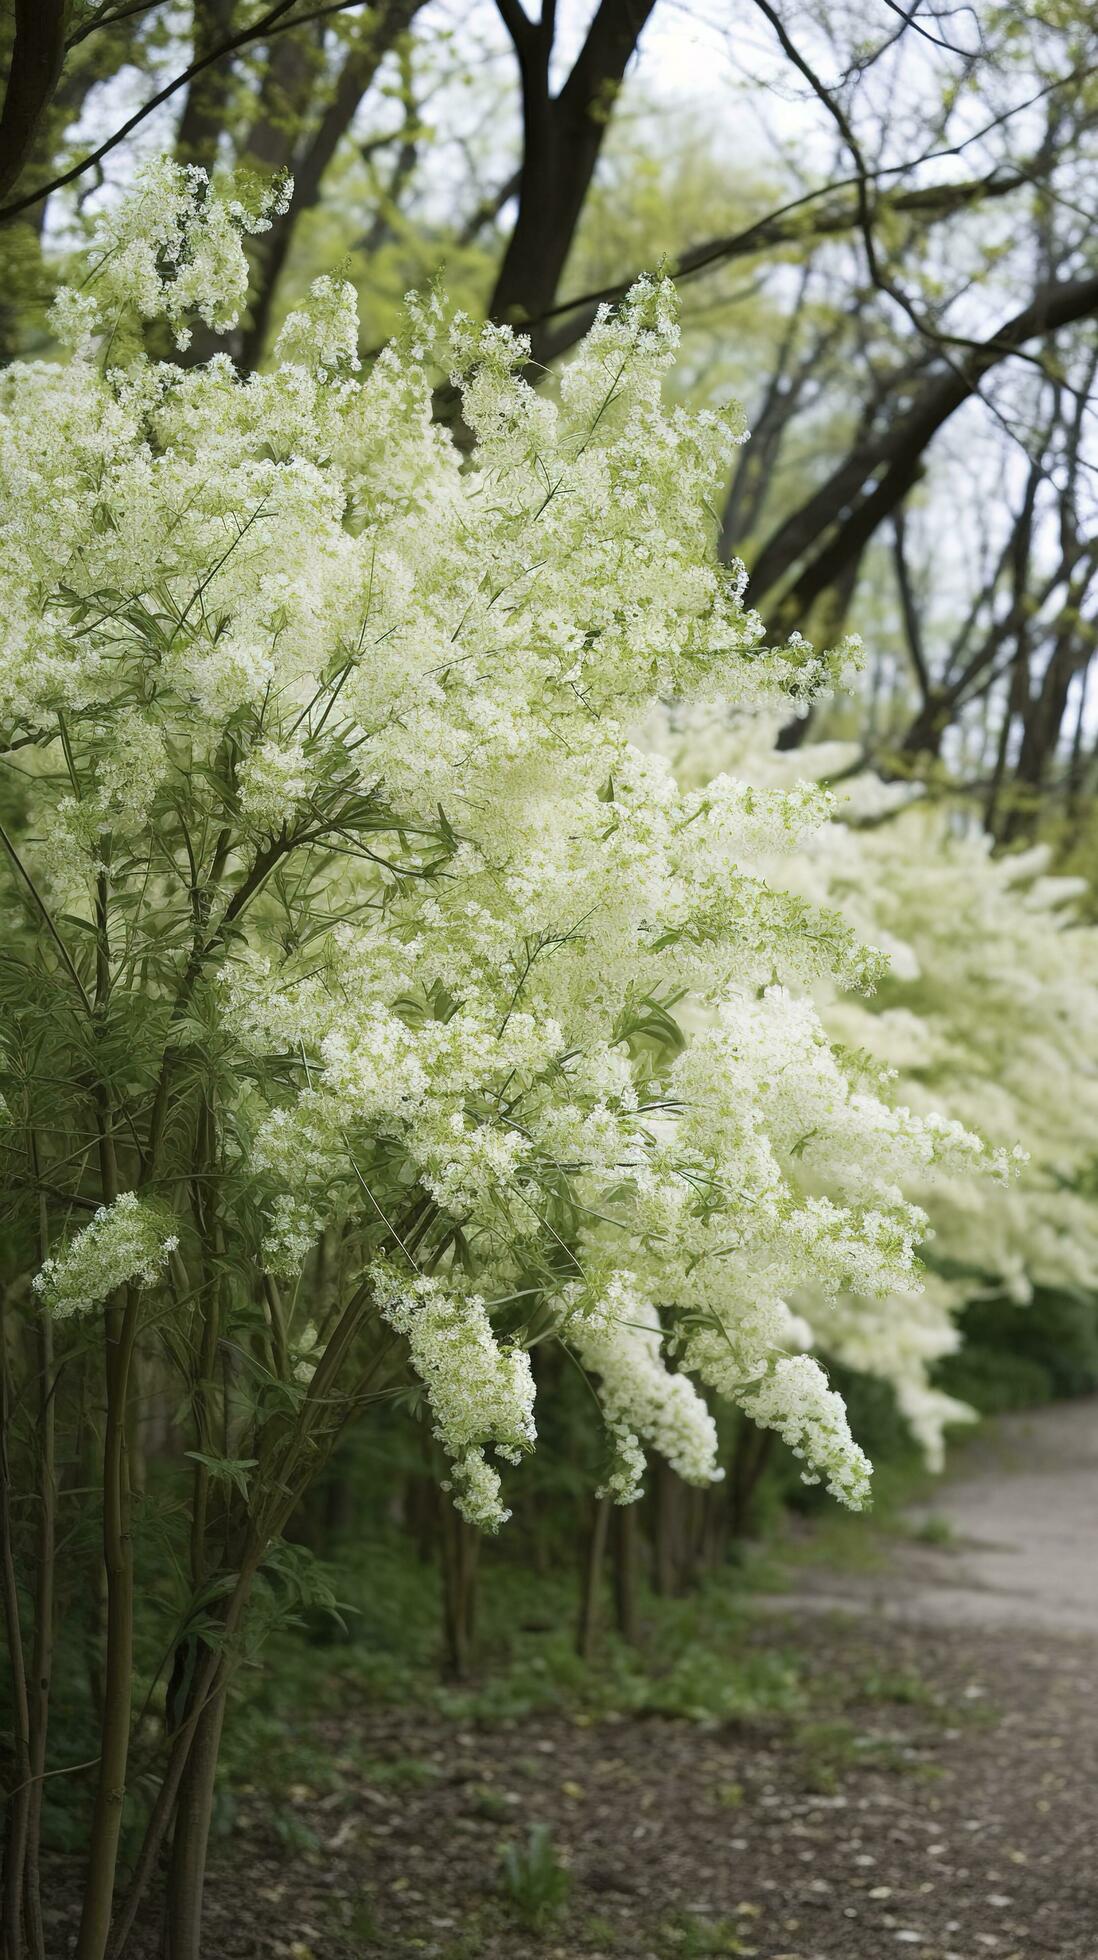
top-left (184, 1451), bottom-right (258, 1502)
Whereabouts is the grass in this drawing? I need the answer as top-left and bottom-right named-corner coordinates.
top-left (658, 1912), bottom-right (755, 1956)
top-left (62, 1398), bottom-right (966, 1893)
top-left (910, 1511), bottom-right (955, 1545)
top-left (206, 1497), bottom-right (969, 1921)
top-left (221, 1527), bottom-right (812, 1779)
top-left (499, 1822), bottom-right (572, 1931)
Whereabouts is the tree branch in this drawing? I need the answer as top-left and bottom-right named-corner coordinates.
top-left (0, 0), bottom-right (380, 224)
top-left (751, 271), bottom-right (1098, 625)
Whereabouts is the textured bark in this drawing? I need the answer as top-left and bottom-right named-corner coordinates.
top-left (0, 0), bottom-right (67, 203)
top-left (487, 0), bottom-right (656, 368)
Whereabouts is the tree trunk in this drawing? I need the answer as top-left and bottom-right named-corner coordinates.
top-left (1, 1293), bottom-right (32, 1960)
top-left (729, 1421), bottom-right (774, 1541)
top-left (165, 1676), bottom-right (229, 1960)
top-left (612, 1501), bottom-right (639, 1643)
top-left (75, 1298), bottom-right (138, 1960)
top-left (23, 1301), bottom-right (54, 1960)
top-left (651, 1459), bottom-right (682, 1597)
top-left (440, 1503), bottom-right (479, 1679)
top-left (488, 0), bottom-right (658, 368)
top-left (576, 1495), bottom-right (611, 1660)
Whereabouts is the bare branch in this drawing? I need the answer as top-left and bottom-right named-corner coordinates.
top-left (0, 0), bottom-right (381, 224)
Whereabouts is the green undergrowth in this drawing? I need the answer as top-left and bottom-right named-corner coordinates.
top-left (24, 1371), bottom-right (973, 1873)
top-left (221, 1537), bottom-right (807, 1771)
top-left (212, 1374), bottom-right (964, 1814)
top-left (217, 1486), bottom-right (967, 1831)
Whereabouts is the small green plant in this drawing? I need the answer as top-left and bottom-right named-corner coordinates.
top-left (855, 1664), bottom-right (939, 1708)
top-left (659, 1914), bottom-right (750, 1957)
top-left (499, 1822), bottom-right (571, 1931)
top-left (912, 1512), bottom-right (954, 1545)
top-left (584, 1914), bottom-right (620, 1948)
top-left (347, 1895), bottom-right (381, 1943)
top-left (793, 1717), bottom-right (861, 1794)
top-left (471, 1784), bottom-right (512, 1822)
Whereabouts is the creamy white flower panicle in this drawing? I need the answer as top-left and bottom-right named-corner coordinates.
top-left (1, 162), bottom-right (989, 1523)
top-left (239, 738), bottom-right (315, 830)
top-left (740, 1355), bottom-right (872, 1507)
top-left (48, 159), bottom-right (291, 352)
top-left (377, 1273), bottom-right (536, 1529)
top-left (33, 1194), bottom-right (179, 1319)
top-left (570, 1277), bottom-right (723, 1500)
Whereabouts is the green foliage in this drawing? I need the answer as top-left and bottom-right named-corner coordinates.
top-left (937, 1288), bottom-right (1098, 1413)
top-left (499, 1822), bottom-right (571, 1931)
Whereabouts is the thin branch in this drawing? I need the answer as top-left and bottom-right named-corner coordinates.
top-left (527, 59), bottom-right (1097, 334)
top-left (66, 0), bottom-right (172, 51)
top-left (0, 0), bottom-right (381, 224)
top-left (0, 818), bottom-right (93, 1015)
top-left (877, 0), bottom-right (980, 56)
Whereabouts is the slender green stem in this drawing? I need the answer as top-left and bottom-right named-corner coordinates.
top-left (0, 1290), bottom-right (32, 1960)
top-left (165, 1681), bottom-right (229, 1960)
top-left (74, 1292), bottom-right (138, 1960)
top-left (108, 1561), bottom-right (258, 1960)
top-left (261, 1273), bottom-right (289, 1384)
top-left (143, 836), bottom-right (285, 1180)
top-left (23, 1178), bottom-right (55, 1960)
top-left (0, 819), bottom-right (92, 1017)
top-left (75, 883), bottom-right (136, 1960)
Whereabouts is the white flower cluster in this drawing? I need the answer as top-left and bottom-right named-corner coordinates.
top-left (740, 1355), bottom-right (872, 1507)
top-left (239, 739), bottom-right (315, 831)
top-left (570, 1277), bottom-right (722, 1500)
top-left (32, 1193), bottom-right (179, 1319)
top-left (50, 159), bottom-right (290, 352)
top-left (377, 1273), bottom-right (536, 1529)
top-left (275, 274), bottom-right (362, 380)
top-left (0, 163), bottom-right (998, 1522)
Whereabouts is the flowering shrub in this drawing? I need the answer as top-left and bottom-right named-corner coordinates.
top-left (0, 159), bottom-right (994, 1954)
top-left (652, 708), bottom-right (1084, 1463)
top-left (0, 161), bottom-right (989, 1528)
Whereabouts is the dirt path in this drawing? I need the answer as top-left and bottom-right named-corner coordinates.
top-left (781, 1397), bottom-right (1098, 1635)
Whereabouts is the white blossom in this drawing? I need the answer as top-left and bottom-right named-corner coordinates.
top-left (33, 1194), bottom-right (179, 1318)
top-left (377, 1273), bottom-right (536, 1529)
top-left (647, 705), bottom-right (1090, 1467)
top-left (571, 1277), bottom-right (723, 1498)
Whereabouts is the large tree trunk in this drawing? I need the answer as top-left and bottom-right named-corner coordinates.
top-left (487, 0), bottom-right (657, 367)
